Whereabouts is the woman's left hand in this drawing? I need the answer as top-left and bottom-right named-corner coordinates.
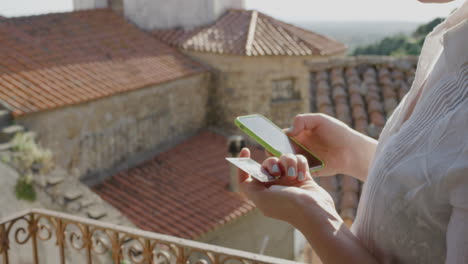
top-left (237, 148), bottom-right (336, 226)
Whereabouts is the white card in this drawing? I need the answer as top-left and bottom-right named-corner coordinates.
top-left (226, 157), bottom-right (276, 182)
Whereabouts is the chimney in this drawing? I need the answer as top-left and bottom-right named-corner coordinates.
top-left (123, 0), bottom-right (245, 31)
top-left (73, 0), bottom-right (108, 10)
top-left (73, 0), bottom-right (123, 14)
top-left (227, 135), bottom-right (245, 192)
top-left (109, 0), bottom-right (123, 15)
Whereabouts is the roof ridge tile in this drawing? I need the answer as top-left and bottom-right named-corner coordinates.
top-left (245, 10), bottom-right (258, 56)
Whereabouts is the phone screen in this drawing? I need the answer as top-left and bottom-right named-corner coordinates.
top-left (238, 115), bottom-right (323, 170)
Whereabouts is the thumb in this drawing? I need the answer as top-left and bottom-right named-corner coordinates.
top-left (238, 148), bottom-right (251, 183)
top-left (237, 148), bottom-right (267, 202)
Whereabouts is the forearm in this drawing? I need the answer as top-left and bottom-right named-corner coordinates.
top-left (292, 194), bottom-right (378, 264)
top-left (346, 131), bottom-right (377, 182)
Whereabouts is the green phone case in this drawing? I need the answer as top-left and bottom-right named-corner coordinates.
top-left (235, 114), bottom-right (325, 172)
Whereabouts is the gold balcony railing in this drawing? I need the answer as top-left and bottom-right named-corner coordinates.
top-left (0, 209), bottom-right (301, 264)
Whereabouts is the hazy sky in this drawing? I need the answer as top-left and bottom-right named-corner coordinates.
top-left (0, 0), bottom-right (73, 17)
top-left (0, 0), bottom-right (464, 22)
top-left (245, 0), bottom-right (465, 22)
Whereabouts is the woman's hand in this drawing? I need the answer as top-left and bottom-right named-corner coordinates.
top-left (286, 114), bottom-right (377, 181)
top-left (238, 148), bottom-right (336, 225)
top-left (238, 148), bottom-right (378, 264)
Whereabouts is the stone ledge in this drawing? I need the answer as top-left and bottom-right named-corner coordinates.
top-left (87, 205), bottom-right (107, 220)
top-left (0, 125), bottom-right (24, 142)
top-left (0, 110), bottom-right (11, 127)
top-left (305, 55), bottom-right (419, 72)
top-left (64, 189), bottom-right (83, 201)
top-left (47, 175), bottom-right (65, 186)
top-left (80, 198), bottom-right (95, 208)
top-left (33, 168), bottom-right (136, 228)
top-left (0, 142), bottom-right (13, 151)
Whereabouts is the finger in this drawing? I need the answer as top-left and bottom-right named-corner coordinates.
top-left (287, 114), bottom-right (324, 136)
top-left (279, 154), bottom-right (298, 180)
top-left (261, 157), bottom-right (281, 176)
top-left (296, 155), bottom-right (308, 182)
top-left (238, 148), bottom-right (251, 183)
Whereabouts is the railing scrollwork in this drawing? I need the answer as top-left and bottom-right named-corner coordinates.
top-left (0, 209), bottom-right (300, 264)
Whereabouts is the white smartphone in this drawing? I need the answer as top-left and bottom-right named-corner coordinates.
top-left (235, 114), bottom-right (324, 172)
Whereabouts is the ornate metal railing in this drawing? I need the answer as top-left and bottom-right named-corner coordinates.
top-left (0, 209), bottom-right (300, 264)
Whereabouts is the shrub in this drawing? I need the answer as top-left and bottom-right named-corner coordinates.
top-left (11, 132), bottom-right (53, 174)
top-left (15, 175), bottom-right (36, 201)
top-left (6, 132), bottom-right (54, 202)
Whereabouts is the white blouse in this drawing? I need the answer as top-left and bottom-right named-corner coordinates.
top-left (351, 2), bottom-right (468, 263)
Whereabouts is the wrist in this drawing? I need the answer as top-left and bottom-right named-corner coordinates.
top-left (289, 188), bottom-right (342, 230)
top-left (344, 131), bottom-right (377, 181)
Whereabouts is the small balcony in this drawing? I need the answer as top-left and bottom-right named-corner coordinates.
top-left (0, 209), bottom-right (301, 264)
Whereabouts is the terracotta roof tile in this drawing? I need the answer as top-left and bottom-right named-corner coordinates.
top-left (153, 9), bottom-right (346, 57)
top-left (352, 107), bottom-right (368, 121)
top-left (392, 69), bottom-right (404, 80)
top-left (92, 131), bottom-right (265, 239)
top-left (309, 56), bottom-right (417, 223)
top-left (349, 93), bottom-right (364, 107)
top-left (0, 9), bottom-right (207, 116)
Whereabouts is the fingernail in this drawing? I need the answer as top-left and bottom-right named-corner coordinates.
top-left (287, 167), bottom-right (296, 177)
top-left (287, 125), bottom-right (294, 133)
top-left (272, 164), bottom-right (280, 173)
top-left (298, 172), bottom-right (305, 181)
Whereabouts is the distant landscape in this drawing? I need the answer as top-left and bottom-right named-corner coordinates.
top-left (292, 21), bottom-right (421, 53)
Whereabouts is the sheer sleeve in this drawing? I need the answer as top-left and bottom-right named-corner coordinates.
top-left (445, 142), bottom-right (468, 264)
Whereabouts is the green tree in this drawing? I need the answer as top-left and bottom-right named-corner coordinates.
top-left (413, 18), bottom-right (445, 38)
top-left (352, 17), bottom-right (444, 56)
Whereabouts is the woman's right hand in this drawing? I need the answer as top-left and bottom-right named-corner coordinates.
top-left (285, 114), bottom-right (377, 180)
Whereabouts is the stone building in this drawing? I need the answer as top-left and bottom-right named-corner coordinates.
top-left (0, 10), bottom-right (210, 182)
top-left (154, 9), bottom-right (347, 131)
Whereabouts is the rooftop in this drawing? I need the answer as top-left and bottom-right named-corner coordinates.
top-left (92, 131), bottom-right (266, 239)
top-left (153, 9), bottom-right (346, 57)
top-left (0, 9), bottom-right (207, 116)
top-left (307, 56), bottom-right (418, 225)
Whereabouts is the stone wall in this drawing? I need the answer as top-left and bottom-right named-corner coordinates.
top-left (199, 210), bottom-right (296, 260)
top-left (185, 52), bottom-right (337, 134)
top-left (16, 73), bottom-right (210, 183)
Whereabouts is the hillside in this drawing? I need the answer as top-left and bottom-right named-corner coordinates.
top-left (352, 18), bottom-right (444, 56)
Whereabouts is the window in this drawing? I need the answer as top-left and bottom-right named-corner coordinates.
top-left (272, 78), bottom-right (299, 102)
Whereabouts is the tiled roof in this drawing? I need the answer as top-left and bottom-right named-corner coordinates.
top-left (92, 131), bottom-right (266, 239)
top-left (308, 56), bottom-right (418, 226)
top-left (0, 9), bottom-right (207, 116)
top-left (153, 9), bottom-right (346, 56)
